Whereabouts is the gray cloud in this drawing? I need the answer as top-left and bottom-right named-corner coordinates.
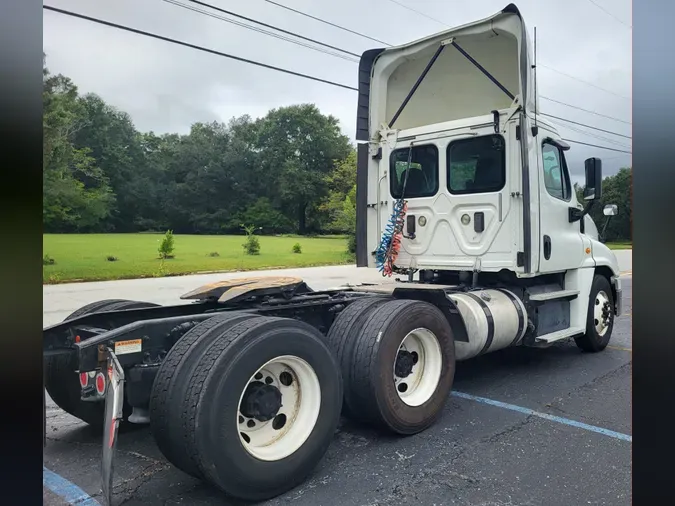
top-left (43, 0), bottom-right (631, 179)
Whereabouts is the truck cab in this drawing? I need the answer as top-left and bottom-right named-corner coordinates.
top-left (355, 3), bottom-right (621, 346)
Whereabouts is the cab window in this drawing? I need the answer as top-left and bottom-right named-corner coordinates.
top-left (542, 141), bottom-right (571, 201)
top-left (390, 144), bottom-right (439, 198)
top-left (447, 135), bottom-right (506, 194)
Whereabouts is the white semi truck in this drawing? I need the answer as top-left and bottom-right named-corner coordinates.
top-left (42, 4), bottom-right (622, 504)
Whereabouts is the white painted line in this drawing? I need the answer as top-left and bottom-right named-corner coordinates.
top-left (452, 391), bottom-right (632, 442)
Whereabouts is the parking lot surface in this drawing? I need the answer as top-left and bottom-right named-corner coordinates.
top-left (44, 273), bottom-right (632, 506)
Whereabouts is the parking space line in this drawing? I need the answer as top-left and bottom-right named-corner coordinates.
top-left (452, 391), bottom-right (632, 442)
top-left (43, 466), bottom-right (100, 506)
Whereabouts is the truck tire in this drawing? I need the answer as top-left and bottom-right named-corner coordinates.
top-left (346, 299), bottom-right (455, 435)
top-left (149, 311), bottom-right (262, 478)
top-left (181, 316), bottom-right (342, 501)
top-left (575, 275), bottom-right (615, 352)
top-left (325, 296), bottom-right (390, 417)
top-left (45, 299), bottom-right (159, 428)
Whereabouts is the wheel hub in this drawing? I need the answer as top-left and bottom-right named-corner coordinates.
top-left (240, 381), bottom-right (282, 422)
top-left (594, 291), bottom-right (613, 336)
top-left (394, 350), bottom-right (418, 378)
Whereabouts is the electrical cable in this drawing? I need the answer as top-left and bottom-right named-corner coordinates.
top-left (164, 0), bottom-right (359, 62)
top-left (42, 5), bottom-right (359, 91)
top-left (43, 5), bottom-right (631, 153)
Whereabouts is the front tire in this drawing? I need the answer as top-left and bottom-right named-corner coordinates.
top-left (575, 275), bottom-right (615, 352)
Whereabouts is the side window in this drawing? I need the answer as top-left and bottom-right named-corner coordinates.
top-left (541, 142), bottom-right (571, 201)
top-left (447, 135), bottom-right (505, 194)
top-left (390, 144), bottom-right (439, 199)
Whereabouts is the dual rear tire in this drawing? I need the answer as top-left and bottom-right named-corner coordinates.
top-left (149, 313), bottom-right (343, 501)
top-left (327, 297), bottom-right (456, 435)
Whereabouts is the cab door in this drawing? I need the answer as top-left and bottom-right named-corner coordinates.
top-left (536, 131), bottom-right (585, 273)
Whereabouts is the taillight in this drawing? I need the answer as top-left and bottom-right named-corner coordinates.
top-left (95, 372), bottom-right (106, 395)
top-left (79, 372), bottom-right (88, 388)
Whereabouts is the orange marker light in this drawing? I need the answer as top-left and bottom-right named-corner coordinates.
top-left (585, 248), bottom-right (591, 254)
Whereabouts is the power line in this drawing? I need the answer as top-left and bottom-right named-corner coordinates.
top-left (168, 5), bottom-right (632, 139)
top-left (384, 0), bottom-right (449, 28)
top-left (44, 5), bottom-right (631, 154)
top-left (540, 113), bottom-right (631, 139)
top-left (538, 63), bottom-right (630, 100)
top-left (563, 139), bottom-right (631, 154)
top-left (262, 0), bottom-right (391, 45)
top-left (586, 0), bottom-right (632, 29)
top-left (540, 96), bottom-right (631, 125)
top-left (165, 0), bottom-right (359, 61)
top-left (262, 1), bottom-right (630, 110)
top-left (43, 5), bottom-right (359, 91)
top-left (549, 119), bottom-right (631, 149)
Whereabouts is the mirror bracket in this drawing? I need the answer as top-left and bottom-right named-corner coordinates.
top-left (569, 201), bottom-right (595, 223)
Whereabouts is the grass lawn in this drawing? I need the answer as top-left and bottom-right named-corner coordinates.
top-left (606, 241), bottom-right (632, 250)
top-left (43, 233), bottom-right (353, 283)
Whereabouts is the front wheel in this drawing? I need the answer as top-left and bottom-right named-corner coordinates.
top-left (575, 275), bottom-right (615, 352)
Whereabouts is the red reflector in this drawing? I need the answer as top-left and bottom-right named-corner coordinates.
top-left (95, 373), bottom-right (106, 395)
top-left (75, 335), bottom-right (81, 343)
top-left (79, 372), bottom-right (88, 388)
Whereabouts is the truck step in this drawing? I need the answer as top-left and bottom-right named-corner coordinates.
top-left (529, 289), bottom-right (579, 303)
top-left (534, 326), bottom-right (585, 344)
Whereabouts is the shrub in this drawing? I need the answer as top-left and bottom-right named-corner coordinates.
top-left (347, 234), bottom-right (356, 254)
top-left (43, 254), bottom-right (56, 266)
top-left (106, 255), bottom-right (118, 262)
top-left (241, 224), bottom-right (261, 255)
top-left (292, 243), bottom-right (302, 254)
top-left (158, 230), bottom-right (175, 259)
top-left (207, 251), bottom-right (220, 257)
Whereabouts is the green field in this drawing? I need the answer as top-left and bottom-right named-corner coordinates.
top-left (607, 242), bottom-right (632, 250)
top-left (43, 234), bottom-right (353, 283)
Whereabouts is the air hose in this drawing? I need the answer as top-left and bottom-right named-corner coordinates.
top-left (375, 147), bottom-right (412, 277)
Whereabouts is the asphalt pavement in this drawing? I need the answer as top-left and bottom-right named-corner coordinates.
top-left (43, 268), bottom-right (632, 506)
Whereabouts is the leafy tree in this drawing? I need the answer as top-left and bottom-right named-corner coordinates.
top-left (575, 167), bottom-right (632, 242)
top-left (72, 94), bottom-right (146, 231)
top-left (256, 104), bottom-right (352, 234)
top-left (42, 61), bottom-right (115, 232)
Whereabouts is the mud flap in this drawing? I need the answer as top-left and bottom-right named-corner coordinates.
top-left (102, 349), bottom-right (125, 506)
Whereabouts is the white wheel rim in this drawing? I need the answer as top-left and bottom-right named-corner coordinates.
top-left (393, 328), bottom-right (443, 407)
top-left (594, 290), bottom-right (612, 336)
top-left (236, 355), bottom-right (321, 461)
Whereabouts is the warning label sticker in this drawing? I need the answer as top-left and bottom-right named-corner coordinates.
top-left (114, 339), bottom-right (142, 355)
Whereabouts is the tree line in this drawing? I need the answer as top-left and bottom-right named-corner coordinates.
top-left (43, 58), bottom-right (358, 244)
top-left (43, 57), bottom-right (630, 246)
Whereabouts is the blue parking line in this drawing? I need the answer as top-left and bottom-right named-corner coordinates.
top-left (43, 466), bottom-right (100, 505)
top-left (452, 391), bottom-right (632, 442)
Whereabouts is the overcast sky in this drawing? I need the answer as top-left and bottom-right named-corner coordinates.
top-left (43, 0), bottom-right (631, 182)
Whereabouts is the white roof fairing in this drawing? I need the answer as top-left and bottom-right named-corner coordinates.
top-left (364, 4), bottom-right (535, 140)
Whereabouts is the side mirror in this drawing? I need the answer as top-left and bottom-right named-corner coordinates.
top-left (603, 204), bottom-right (618, 216)
top-left (582, 157), bottom-right (603, 201)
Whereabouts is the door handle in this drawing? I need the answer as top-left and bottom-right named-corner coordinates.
top-left (543, 235), bottom-right (552, 260)
top-left (406, 215), bottom-right (416, 239)
top-left (474, 212), bottom-right (485, 233)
